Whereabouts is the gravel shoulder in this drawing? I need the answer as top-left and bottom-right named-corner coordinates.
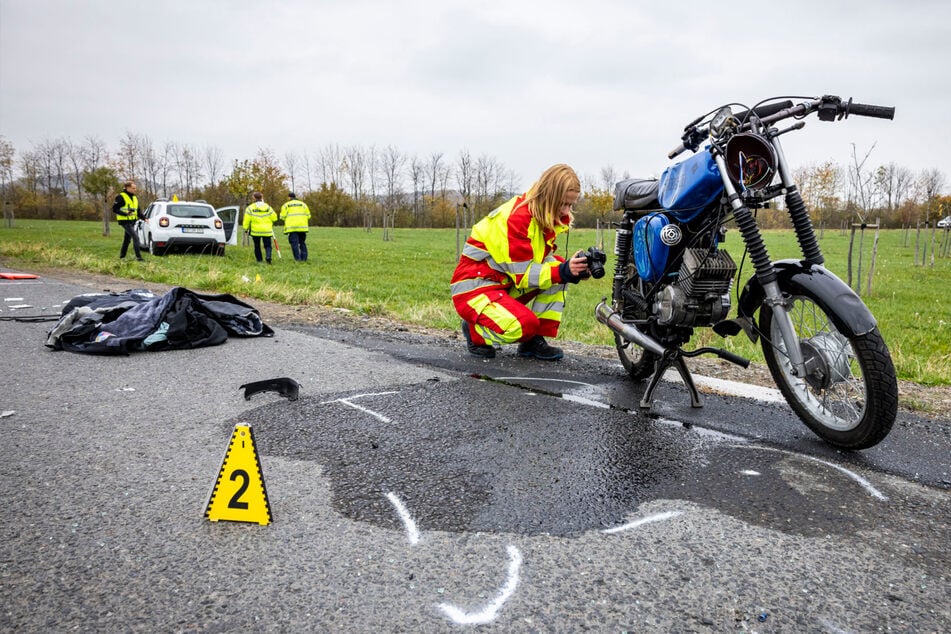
top-left (23, 266), bottom-right (951, 422)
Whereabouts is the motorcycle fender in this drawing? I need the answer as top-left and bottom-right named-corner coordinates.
top-left (737, 259), bottom-right (877, 337)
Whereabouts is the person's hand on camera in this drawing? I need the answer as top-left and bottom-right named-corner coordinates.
top-left (558, 251), bottom-right (589, 284)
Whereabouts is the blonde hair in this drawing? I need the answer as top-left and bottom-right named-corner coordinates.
top-left (524, 164), bottom-right (580, 233)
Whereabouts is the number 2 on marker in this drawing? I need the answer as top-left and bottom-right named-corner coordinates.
top-left (228, 469), bottom-right (250, 509)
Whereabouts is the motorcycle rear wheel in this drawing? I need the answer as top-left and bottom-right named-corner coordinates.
top-left (614, 332), bottom-right (659, 381)
top-left (759, 290), bottom-right (897, 449)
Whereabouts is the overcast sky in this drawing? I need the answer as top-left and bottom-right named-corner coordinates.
top-left (1, 0), bottom-right (949, 192)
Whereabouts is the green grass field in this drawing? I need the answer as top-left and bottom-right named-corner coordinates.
top-left (1, 219), bottom-right (949, 385)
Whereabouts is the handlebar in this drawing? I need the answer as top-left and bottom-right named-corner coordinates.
top-left (843, 100), bottom-right (895, 120)
top-left (668, 95), bottom-right (895, 159)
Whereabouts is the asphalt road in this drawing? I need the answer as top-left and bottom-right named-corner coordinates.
top-left (1, 269), bottom-right (948, 632)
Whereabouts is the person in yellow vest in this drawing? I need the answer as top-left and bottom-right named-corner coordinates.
top-left (112, 180), bottom-right (144, 261)
top-left (242, 191), bottom-right (278, 264)
top-left (280, 192), bottom-right (312, 262)
top-left (450, 164), bottom-right (593, 360)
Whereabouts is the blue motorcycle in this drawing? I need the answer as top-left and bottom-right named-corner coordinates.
top-left (595, 95), bottom-right (897, 449)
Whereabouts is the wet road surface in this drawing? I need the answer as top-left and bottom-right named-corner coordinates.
top-left (2, 269), bottom-right (949, 632)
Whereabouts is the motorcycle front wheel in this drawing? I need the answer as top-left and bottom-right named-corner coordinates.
top-left (759, 290), bottom-right (897, 449)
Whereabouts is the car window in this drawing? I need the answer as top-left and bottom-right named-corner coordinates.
top-left (168, 204), bottom-right (214, 219)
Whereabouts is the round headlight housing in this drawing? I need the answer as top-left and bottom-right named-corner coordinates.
top-left (725, 133), bottom-right (777, 191)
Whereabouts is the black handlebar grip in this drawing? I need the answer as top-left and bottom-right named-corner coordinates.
top-left (734, 100), bottom-right (794, 122)
top-left (667, 143), bottom-right (686, 160)
top-left (847, 102), bottom-right (895, 120)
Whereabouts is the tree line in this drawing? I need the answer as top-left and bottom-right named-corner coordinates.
top-left (1, 133), bottom-right (947, 235)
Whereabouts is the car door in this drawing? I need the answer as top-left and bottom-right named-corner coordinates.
top-left (216, 206), bottom-right (240, 245)
top-left (135, 204), bottom-right (153, 245)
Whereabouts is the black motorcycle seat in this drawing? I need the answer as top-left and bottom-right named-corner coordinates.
top-left (613, 178), bottom-right (660, 211)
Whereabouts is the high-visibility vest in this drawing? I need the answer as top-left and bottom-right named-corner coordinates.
top-left (450, 195), bottom-right (569, 300)
top-left (280, 199), bottom-right (311, 233)
top-left (116, 192), bottom-right (138, 221)
top-left (242, 201), bottom-right (277, 237)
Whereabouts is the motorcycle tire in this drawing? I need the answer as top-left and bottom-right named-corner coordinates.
top-left (759, 290), bottom-right (897, 450)
top-left (614, 332), bottom-right (659, 381)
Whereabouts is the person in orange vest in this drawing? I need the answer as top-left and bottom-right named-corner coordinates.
top-left (450, 164), bottom-right (592, 360)
top-left (112, 180), bottom-right (144, 261)
top-left (242, 191), bottom-right (278, 264)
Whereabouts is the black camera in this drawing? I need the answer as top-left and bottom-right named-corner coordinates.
top-left (579, 247), bottom-right (606, 279)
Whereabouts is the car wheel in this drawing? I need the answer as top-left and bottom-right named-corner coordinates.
top-left (148, 236), bottom-right (163, 256)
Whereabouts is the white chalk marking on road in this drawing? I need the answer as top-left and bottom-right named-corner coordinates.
top-left (562, 393), bottom-right (610, 409)
top-left (385, 492), bottom-right (420, 545)
top-left (494, 376), bottom-right (599, 388)
top-left (437, 544), bottom-right (522, 625)
top-left (335, 399), bottom-right (391, 423)
top-left (729, 444), bottom-right (888, 501)
top-left (320, 391), bottom-right (398, 424)
top-left (654, 417), bottom-right (748, 442)
top-left (602, 510), bottom-right (683, 534)
top-left (740, 470), bottom-right (761, 476)
top-left (497, 373), bottom-right (785, 406)
top-left (665, 372), bottom-right (786, 403)
top-left (3, 297), bottom-right (24, 302)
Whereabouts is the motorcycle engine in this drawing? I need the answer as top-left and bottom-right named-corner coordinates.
top-left (654, 248), bottom-right (737, 326)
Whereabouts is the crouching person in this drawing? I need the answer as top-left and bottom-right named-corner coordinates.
top-left (450, 163), bottom-right (592, 360)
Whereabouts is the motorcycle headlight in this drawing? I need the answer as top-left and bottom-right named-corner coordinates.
top-left (725, 133), bottom-right (777, 191)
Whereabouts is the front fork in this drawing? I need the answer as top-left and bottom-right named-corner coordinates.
top-left (713, 152), bottom-right (807, 377)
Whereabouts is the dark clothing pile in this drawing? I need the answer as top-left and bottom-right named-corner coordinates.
top-left (46, 287), bottom-right (274, 354)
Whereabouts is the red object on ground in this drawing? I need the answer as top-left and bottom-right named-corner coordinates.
top-left (0, 273), bottom-right (39, 279)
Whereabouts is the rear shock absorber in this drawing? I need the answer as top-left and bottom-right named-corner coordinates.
top-left (785, 186), bottom-right (824, 266)
top-left (612, 214), bottom-right (634, 300)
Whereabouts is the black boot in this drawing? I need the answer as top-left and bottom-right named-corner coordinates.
top-left (461, 321), bottom-right (495, 358)
top-left (517, 335), bottom-right (564, 361)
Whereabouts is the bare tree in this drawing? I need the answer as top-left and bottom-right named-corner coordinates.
top-left (283, 151), bottom-right (299, 193)
top-left (456, 149), bottom-right (472, 207)
top-left (65, 139), bottom-right (87, 203)
top-left (18, 149), bottom-right (41, 198)
top-left (0, 136), bottom-right (14, 226)
top-left (408, 154), bottom-right (424, 224)
top-left (318, 143), bottom-right (345, 187)
top-left (204, 145), bottom-right (224, 187)
top-left (599, 165), bottom-right (618, 192)
top-left (848, 142), bottom-right (877, 222)
top-left (158, 142), bottom-right (175, 199)
top-left (343, 145), bottom-right (365, 200)
top-left (428, 152), bottom-right (443, 200)
top-left (380, 145), bottom-right (405, 240)
top-left (365, 145), bottom-right (379, 231)
top-left (172, 143), bottom-right (202, 199)
top-left (140, 135), bottom-right (159, 198)
top-left (83, 135), bottom-right (108, 176)
top-left (301, 152), bottom-right (313, 193)
top-left (117, 131), bottom-right (142, 182)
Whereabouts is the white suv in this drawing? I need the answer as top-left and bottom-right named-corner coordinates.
top-left (135, 200), bottom-right (238, 256)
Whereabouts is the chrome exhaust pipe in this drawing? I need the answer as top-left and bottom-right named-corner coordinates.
top-left (595, 301), bottom-right (667, 356)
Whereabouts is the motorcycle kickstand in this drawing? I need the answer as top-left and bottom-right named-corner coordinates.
top-left (640, 350), bottom-right (703, 410)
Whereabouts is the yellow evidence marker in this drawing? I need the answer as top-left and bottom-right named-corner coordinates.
top-left (204, 424), bottom-right (272, 525)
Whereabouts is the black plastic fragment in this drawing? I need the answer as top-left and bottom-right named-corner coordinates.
top-left (239, 377), bottom-right (301, 401)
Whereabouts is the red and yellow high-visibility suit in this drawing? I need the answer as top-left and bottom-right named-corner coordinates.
top-left (450, 195), bottom-right (571, 346)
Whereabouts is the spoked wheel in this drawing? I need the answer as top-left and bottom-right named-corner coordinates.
top-left (615, 331), bottom-right (659, 381)
top-left (759, 291), bottom-right (897, 449)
